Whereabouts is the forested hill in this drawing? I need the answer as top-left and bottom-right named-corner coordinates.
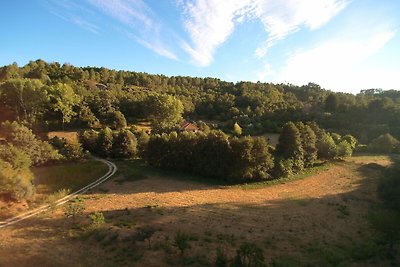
top-left (0, 59), bottom-right (399, 141)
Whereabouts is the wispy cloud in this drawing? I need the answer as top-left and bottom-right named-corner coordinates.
top-left (273, 29), bottom-right (396, 92)
top-left (86, 0), bottom-right (178, 60)
top-left (179, 0), bottom-right (349, 66)
top-left (43, 0), bottom-right (100, 34)
top-left (43, 0), bottom-right (178, 60)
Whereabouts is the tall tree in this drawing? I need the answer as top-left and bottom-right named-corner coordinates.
top-left (48, 83), bottom-right (80, 130)
top-left (275, 122), bottom-right (304, 171)
top-left (146, 94), bottom-right (184, 132)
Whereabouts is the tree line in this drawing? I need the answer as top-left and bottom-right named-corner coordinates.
top-left (1, 60), bottom-right (400, 141)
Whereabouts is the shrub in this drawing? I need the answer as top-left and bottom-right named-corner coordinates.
top-left (317, 133), bottom-right (337, 159)
top-left (273, 158), bottom-right (294, 178)
top-left (232, 242), bottom-right (266, 267)
top-left (174, 230), bottom-right (191, 255)
top-left (336, 140), bottom-right (353, 158)
top-left (50, 136), bottom-right (86, 161)
top-left (368, 134), bottom-right (399, 154)
top-left (0, 159), bottom-right (35, 200)
top-left (64, 197), bottom-right (85, 224)
top-left (79, 129), bottom-right (99, 152)
top-left (89, 211), bottom-right (105, 228)
top-left (216, 247), bottom-right (228, 267)
top-left (0, 145), bottom-right (35, 200)
top-left (1, 121), bottom-right (61, 165)
top-left (112, 129), bottom-right (137, 158)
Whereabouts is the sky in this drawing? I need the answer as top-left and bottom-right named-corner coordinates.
top-left (1, 0), bottom-right (399, 94)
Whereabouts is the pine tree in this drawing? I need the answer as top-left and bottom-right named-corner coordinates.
top-left (96, 127), bottom-right (113, 157)
top-left (296, 122), bottom-right (317, 167)
top-left (112, 129), bottom-right (137, 158)
top-left (275, 122), bottom-right (304, 172)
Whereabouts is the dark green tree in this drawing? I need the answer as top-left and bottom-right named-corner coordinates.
top-left (112, 129), bottom-right (137, 158)
top-left (96, 127), bottom-right (114, 157)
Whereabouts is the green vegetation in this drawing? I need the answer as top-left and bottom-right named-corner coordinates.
top-left (33, 160), bottom-right (108, 194)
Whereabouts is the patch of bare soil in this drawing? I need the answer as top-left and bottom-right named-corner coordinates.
top-left (0, 156), bottom-right (392, 266)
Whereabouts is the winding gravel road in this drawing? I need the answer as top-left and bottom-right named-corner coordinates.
top-left (0, 158), bottom-right (117, 229)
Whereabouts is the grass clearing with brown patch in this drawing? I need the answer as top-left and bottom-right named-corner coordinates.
top-left (0, 155), bottom-right (397, 266)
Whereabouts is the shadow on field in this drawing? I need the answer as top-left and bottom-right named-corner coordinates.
top-left (3, 160), bottom-right (398, 266)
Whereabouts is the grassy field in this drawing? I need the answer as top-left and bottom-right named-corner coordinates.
top-left (33, 160), bottom-right (109, 195)
top-left (0, 159), bottom-right (109, 219)
top-left (0, 155), bottom-right (398, 266)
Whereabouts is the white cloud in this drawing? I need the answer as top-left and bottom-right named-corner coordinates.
top-left (272, 30), bottom-right (396, 93)
top-left (180, 0), bottom-right (348, 66)
top-left (180, 0), bottom-right (253, 66)
top-left (254, 0), bottom-right (349, 57)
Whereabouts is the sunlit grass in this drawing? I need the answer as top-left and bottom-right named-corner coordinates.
top-left (235, 163), bottom-right (332, 190)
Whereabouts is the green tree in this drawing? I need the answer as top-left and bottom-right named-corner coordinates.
top-left (1, 121), bottom-right (61, 165)
top-left (112, 129), bottom-right (137, 158)
top-left (48, 83), bottom-right (80, 130)
top-left (336, 140), bottom-right (353, 158)
top-left (325, 94), bottom-right (338, 112)
top-left (146, 94), bottom-right (184, 132)
top-left (296, 122), bottom-right (317, 167)
top-left (275, 122), bottom-right (304, 172)
top-left (0, 79), bottom-right (48, 124)
top-left (96, 127), bottom-right (114, 157)
top-left (0, 145), bottom-right (35, 200)
top-left (369, 134), bottom-right (399, 154)
top-left (317, 133), bottom-right (337, 159)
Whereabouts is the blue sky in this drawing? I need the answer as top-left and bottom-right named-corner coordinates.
top-left (1, 0), bottom-right (399, 93)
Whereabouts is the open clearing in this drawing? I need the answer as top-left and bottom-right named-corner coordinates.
top-left (0, 155), bottom-right (395, 266)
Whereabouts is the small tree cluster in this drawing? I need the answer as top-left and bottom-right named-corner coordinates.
top-left (0, 145), bottom-right (35, 200)
top-left (49, 136), bottom-right (86, 161)
top-left (79, 128), bottom-right (137, 158)
top-left (274, 122), bottom-right (356, 177)
top-left (144, 131), bottom-right (274, 182)
top-left (368, 134), bottom-right (399, 154)
top-left (1, 121), bottom-right (61, 166)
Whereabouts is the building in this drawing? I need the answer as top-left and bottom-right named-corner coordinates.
top-left (179, 120), bottom-right (199, 132)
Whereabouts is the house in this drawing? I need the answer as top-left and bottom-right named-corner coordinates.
top-left (0, 137), bottom-right (6, 145)
top-left (179, 120), bottom-right (199, 132)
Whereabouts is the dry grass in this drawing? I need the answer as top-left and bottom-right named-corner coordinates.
top-left (0, 155), bottom-right (395, 266)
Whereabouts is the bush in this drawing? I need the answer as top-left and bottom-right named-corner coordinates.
top-left (317, 133), bottom-right (337, 159)
top-left (232, 242), bottom-right (266, 267)
top-left (64, 197), bottom-right (85, 224)
top-left (273, 158), bottom-right (294, 178)
top-left (174, 230), bottom-right (191, 255)
top-left (0, 159), bottom-right (35, 200)
top-left (79, 129), bottom-right (98, 152)
top-left (89, 211), bottom-right (105, 228)
top-left (0, 145), bottom-right (35, 200)
top-left (1, 121), bottom-right (61, 165)
top-left (112, 129), bottom-right (137, 158)
top-left (368, 134), bottom-right (399, 154)
top-left (336, 140), bottom-right (353, 158)
top-left (50, 136), bottom-right (86, 161)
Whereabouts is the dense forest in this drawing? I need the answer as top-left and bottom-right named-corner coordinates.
top-left (0, 59), bottom-right (399, 140)
top-left (1, 59), bottom-right (399, 200)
